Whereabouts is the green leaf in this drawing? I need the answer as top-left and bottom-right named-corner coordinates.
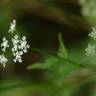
top-left (58, 33), bottom-right (68, 59)
top-left (27, 56), bottom-right (57, 70)
top-left (27, 62), bottom-right (51, 70)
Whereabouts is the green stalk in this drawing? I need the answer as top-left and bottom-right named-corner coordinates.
top-left (30, 47), bottom-right (95, 69)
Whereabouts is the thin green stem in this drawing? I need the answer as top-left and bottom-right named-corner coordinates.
top-left (30, 47), bottom-right (88, 68)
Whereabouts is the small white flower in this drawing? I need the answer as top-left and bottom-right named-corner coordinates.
top-left (22, 36), bottom-right (26, 41)
top-left (19, 51), bottom-right (23, 55)
top-left (12, 35), bottom-right (19, 45)
top-left (8, 19), bottom-right (16, 33)
top-left (12, 35), bottom-right (20, 52)
top-left (13, 45), bottom-right (18, 52)
top-left (88, 27), bottom-right (96, 40)
top-left (0, 54), bottom-right (8, 67)
top-left (85, 43), bottom-right (96, 56)
top-left (1, 37), bottom-right (9, 52)
top-left (19, 36), bottom-right (30, 53)
top-left (14, 35), bottom-right (19, 39)
top-left (13, 51), bottom-right (22, 63)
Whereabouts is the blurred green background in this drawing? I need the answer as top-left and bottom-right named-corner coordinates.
top-left (0, 0), bottom-right (96, 96)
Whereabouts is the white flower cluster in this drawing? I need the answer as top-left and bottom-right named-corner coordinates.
top-left (85, 27), bottom-right (96, 56)
top-left (88, 27), bottom-right (96, 40)
top-left (8, 20), bottom-right (16, 33)
top-left (79, 0), bottom-right (96, 25)
top-left (1, 37), bottom-right (9, 52)
top-left (12, 35), bottom-right (30, 63)
top-left (0, 54), bottom-right (8, 67)
top-left (0, 20), bottom-right (30, 67)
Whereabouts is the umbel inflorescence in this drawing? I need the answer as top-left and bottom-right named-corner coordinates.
top-left (0, 20), bottom-right (30, 67)
top-left (85, 27), bottom-right (96, 56)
